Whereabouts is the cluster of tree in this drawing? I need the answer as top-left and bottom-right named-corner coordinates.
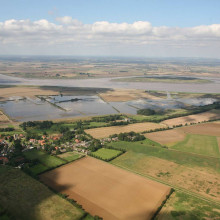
top-left (88, 139), bottom-right (102, 152)
top-left (7, 139), bottom-right (25, 166)
top-left (92, 115), bottom-right (123, 122)
top-left (110, 131), bottom-right (145, 142)
top-left (26, 132), bottom-right (40, 140)
top-left (61, 130), bottom-right (75, 142)
top-left (137, 109), bottom-right (156, 116)
top-left (0, 143), bottom-right (5, 151)
top-left (0, 127), bottom-right (15, 132)
top-left (0, 205), bottom-right (13, 220)
top-left (20, 120), bottom-right (53, 130)
top-left (109, 121), bottom-right (128, 126)
top-left (142, 127), bottom-right (172, 134)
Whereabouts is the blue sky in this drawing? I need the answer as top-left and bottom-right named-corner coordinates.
top-left (0, 0), bottom-right (220, 57)
top-left (1, 0), bottom-right (220, 27)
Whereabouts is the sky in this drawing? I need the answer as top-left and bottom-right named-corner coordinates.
top-left (0, 0), bottom-right (220, 58)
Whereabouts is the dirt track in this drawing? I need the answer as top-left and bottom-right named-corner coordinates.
top-left (40, 157), bottom-right (171, 220)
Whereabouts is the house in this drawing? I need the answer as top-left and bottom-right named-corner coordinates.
top-left (38, 140), bottom-right (46, 146)
top-left (53, 136), bottom-right (60, 141)
top-left (0, 156), bottom-right (9, 165)
top-left (29, 139), bottom-right (36, 143)
top-left (75, 139), bottom-right (80, 143)
top-left (42, 135), bottom-right (47, 140)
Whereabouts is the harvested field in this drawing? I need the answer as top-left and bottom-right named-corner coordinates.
top-left (112, 151), bottom-right (220, 201)
top-left (40, 156), bottom-right (171, 220)
top-left (162, 110), bottom-right (220, 127)
top-left (146, 122), bottom-right (220, 146)
top-left (85, 122), bottom-right (166, 139)
top-left (145, 129), bottom-right (186, 146)
top-left (0, 86), bottom-right (59, 101)
top-left (180, 121), bottom-right (220, 136)
top-left (98, 89), bottom-right (160, 102)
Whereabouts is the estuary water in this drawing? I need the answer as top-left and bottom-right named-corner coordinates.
top-left (0, 74), bottom-right (220, 93)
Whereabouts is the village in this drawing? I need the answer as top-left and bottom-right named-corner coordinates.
top-left (0, 126), bottom-right (121, 167)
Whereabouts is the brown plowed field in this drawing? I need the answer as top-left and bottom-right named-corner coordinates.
top-left (85, 122), bottom-right (166, 139)
top-left (40, 157), bottom-right (171, 220)
top-left (162, 110), bottom-right (220, 127)
top-left (145, 129), bottom-right (186, 145)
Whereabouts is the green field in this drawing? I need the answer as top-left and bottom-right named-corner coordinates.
top-left (171, 134), bottom-right (220, 157)
top-left (91, 148), bottom-right (122, 160)
top-left (86, 121), bottom-right (108, 128)
top-left (29, 164), bottom-right (49, 176)
top-left (23, 149), bottom-right (66, 168)
top-left (156, 192), bottom-right (220, 220)
top-left (108, 139), bottom-right (220, 172)
top-left (23, 149), bottom-right (67, 175)
top-left (57, 152), bottom-right (83, 162)
top-left (0, 166), bottom-right (85, 220)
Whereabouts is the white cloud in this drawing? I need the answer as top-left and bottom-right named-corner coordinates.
top-left (56, 16), bottom-right (82, 26)
top-left (0, 17), bottom-right (220, 57)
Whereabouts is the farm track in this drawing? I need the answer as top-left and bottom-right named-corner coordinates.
top-left (112, 163), bottom-right (220, 207)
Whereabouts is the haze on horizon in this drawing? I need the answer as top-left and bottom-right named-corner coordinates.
top-left (0, 0), bottom-right (220, 58)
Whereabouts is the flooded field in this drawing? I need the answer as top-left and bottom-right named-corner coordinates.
top-left (0, 74), bottom-right (219, 121)
top-left (0, 93), bottom-right (218, 121)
